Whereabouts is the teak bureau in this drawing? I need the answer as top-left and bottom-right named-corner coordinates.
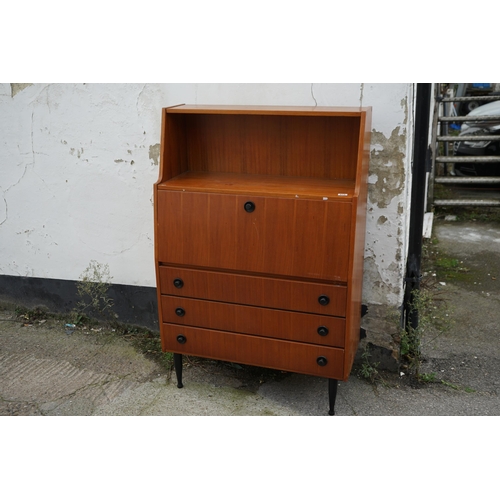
top-left (154, 104), bottom-right (372, 415)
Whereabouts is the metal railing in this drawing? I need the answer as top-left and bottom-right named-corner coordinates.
top-left (429, 86), bottom-right (500, 208)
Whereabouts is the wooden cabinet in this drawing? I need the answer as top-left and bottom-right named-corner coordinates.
top-left (154, 104), bottom-right (371, 414)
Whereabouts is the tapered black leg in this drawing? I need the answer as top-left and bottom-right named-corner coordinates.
top-left (328, 379), bottom-right (338, 415)
top-left (174, 353), bottom-right (183, 388)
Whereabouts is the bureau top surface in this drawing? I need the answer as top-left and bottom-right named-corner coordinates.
top-left (157, 171), bottom-right (356, 200)
top-left (166, 104), bottom-right (370, 116)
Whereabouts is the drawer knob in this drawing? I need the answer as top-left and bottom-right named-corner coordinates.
top-left (173, 278), bottom-right (184, 289)
top-left (318, 295), bottom-right (330, 306)
top-left (175, 308), bottom-right (185, 317)
top-left (317, 326), bottom-right (329, 337)
top-left (176, 334), bottom-right (187, 344)
top-left (316, 356), bottom-right (328, 367)
top-left (244, 201), bottom-right (255, 213)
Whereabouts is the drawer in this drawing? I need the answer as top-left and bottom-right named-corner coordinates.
top-left (159, 266), bottom-right (347, 316)
top-left (157, 190), bottom-right (352, 282)
top-left (161, 324), bottom-right (345, 379)
top-left (161, 295), bottom-right (345, 347)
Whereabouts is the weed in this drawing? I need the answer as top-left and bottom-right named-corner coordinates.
top-left (359, 344), bottom-right (382, 384)
top-left (440, 380), bottom-right (475, 393)
top-left (68, 311), bottom-right (93, 326)
top-left (15, 306), bottom-right (49, 323)
top-left (400, 289), bottom-right (432, 378)
top-left (75, 260), bottom-right (114, 322)
top-left (418, 372), bottom-right (437, 383)
top-left (400, 288), bottom-right (451, 381)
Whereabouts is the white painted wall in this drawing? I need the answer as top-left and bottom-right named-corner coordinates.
top-left (0, 83), bottom-right (413, 309)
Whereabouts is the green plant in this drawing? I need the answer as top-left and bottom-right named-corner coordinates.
top-left (359, 344), bottom-right (381, 383)
top-left (75, 260), bottom-right (114, 322)
top-left (418, 372), bottom-right (437, 383)
top-left (67, 311), bottom-right (92, 326)
top-left (15, 306), bottom-right (49, 323)
top-left (400, 288), bottom-right (437, 379)
top-left (401, 282), bottom-right (453, 383)
top-left (400, 288), bottom-right (450, 381)
top-left (440, 380), bottom-right (475, 393)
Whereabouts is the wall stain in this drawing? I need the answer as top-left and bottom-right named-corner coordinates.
top-left (363, 255), bottom-right (400, 305)
top-left (359, 303), bottom-right (400, 370)
top-left (11, 83), bottom-right (33, 97)
top-left (369, 127), bottom-right (406, 209)
top-left (149, 144), bottom-right (160, 166)
top-left (70, 148), bottom-right (84, 159)
top-left (401, 96), bottom-right (408, 126)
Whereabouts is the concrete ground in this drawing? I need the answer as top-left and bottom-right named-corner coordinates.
top-left (1, 216), bottom-right (499, 416)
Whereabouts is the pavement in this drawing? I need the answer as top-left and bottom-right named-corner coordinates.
top-left (1, 216), bottom-right (499, 416)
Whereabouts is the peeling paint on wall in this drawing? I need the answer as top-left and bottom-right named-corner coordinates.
top-left (368, 127), bottom-right (406, 209)
top-left (149, 144), bottom-right (160, 166)
top-left (70, 148), bottom-right (84, 159)
top-left (0, 83), bottom-right (413, 296)
top-left (359, 89), bottom-right (411, 362)
top-left (0, 82), bottom-right (416, 369)
top-left (11, 83), bottom-right (33, 97)
top-left (363, 255), bottom-right (401, 304)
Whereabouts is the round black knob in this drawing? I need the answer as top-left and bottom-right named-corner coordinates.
top-left (244, 201), bottom-right (255, 213)
top-left (316, 356), bottom-right (328, 367)
top-left (176, 335), bottom-right (187, 344)
top-left (318, 295), bottom-right (330, 306)
top-left (317, 326), bottom-right (329, 337)
top-left (173, 278), bottom-right (184, 289)
top-left (175, 308), bottom-right (185, 317)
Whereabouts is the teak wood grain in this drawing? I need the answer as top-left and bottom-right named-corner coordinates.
top-left (166, 104), bottom-right (368, 115)
top-left (161, 324), bottom-right (345, 379)
top-left (183, 114), bottom-right (360, 179)
top-left (343, 108), bottom-right (372, 378)
top-left (158, 171), bottom-right (355, 200)
top-left (157, 191), bottom-right (352, 282)
top-left (156, 106), bottom-right (367, 184)
top-left (159, 265), bottom-right (347, 316)
top-left (154, 104), bottom-right (372, 385)
top-left (161, 295), bottom-right (346, 347)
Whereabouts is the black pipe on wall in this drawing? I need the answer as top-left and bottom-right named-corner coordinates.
top-left (404, 83), bottom-right (432, 333)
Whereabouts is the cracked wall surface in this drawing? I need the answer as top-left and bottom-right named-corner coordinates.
top-left (0, 83), bottom-right (413, 349)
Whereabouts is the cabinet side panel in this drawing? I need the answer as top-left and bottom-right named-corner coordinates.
top-left (344, 110), bottom-right (371, 379)
top-left (163, 111), bottom-right (187, 181)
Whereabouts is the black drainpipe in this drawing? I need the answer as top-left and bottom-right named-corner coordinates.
top-left (404, 83), bottom-right (432, 333)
